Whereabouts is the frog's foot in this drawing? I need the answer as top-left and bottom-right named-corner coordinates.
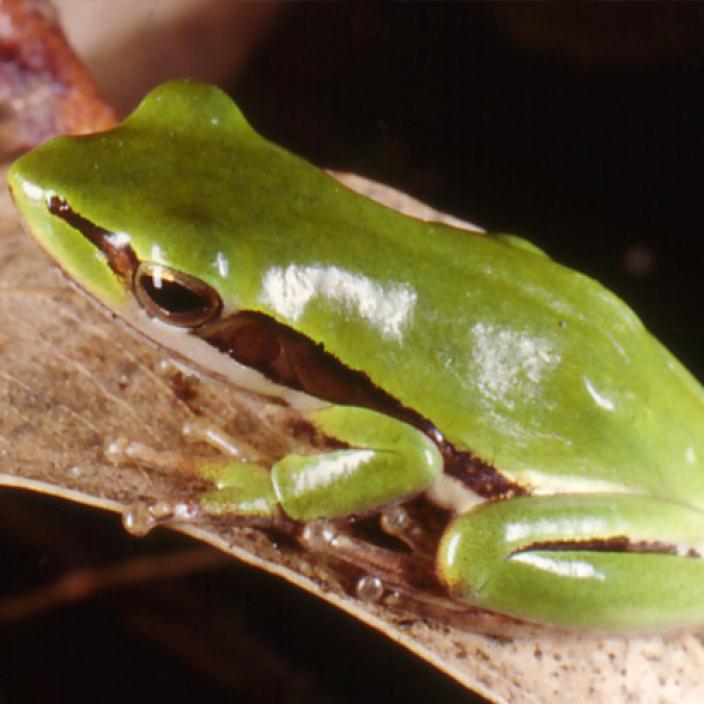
top-left (105, 413), bottom-right (263, 476)
top-left (197, 406), bottom-right (444, 595)
top-left (109, 404), bottom-right (445, 604)
top-left (298, 516), bottom-right (495, 624)
top-left (297, 504), bottom-right (439, 590)
top-left (181, 417), bottom-right (266, 463)
top-left (438, 493), bottom-right (704, 631)
top-left (106, 436), bottom-right (200, 476)
top-left (105, 417), bottom-right (280, 534)
top-left (299, 520), bottom-right (419, 598)
top-left (106, 434), bottom-right (283, 527)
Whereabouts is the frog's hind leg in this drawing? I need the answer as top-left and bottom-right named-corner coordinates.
top-left (438, 493), bottom-right (704, 630)
top-left (115, 405), bottom-right (448, 603)
top-left (109, 405), bottom-right (442, 530)
top-left (203, 405), bottom-right (443, 522)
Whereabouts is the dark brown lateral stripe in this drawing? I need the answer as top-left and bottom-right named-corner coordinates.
top-left (197, 310), bottom-right (525, 499)
top-left (48, 196), bottom-right (138, 280)
top-left (512, 536), bottom-right (695, 557)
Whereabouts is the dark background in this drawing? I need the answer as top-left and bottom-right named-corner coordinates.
top-left (3, 4), bottom-right (704, 703)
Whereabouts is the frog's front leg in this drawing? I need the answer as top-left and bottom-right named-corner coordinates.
top-left (438, 494), bottom-right (704, 630)
top-left (198, 406), bottom-right (443, 522)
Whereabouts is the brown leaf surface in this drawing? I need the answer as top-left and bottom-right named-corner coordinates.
top-left (2, 167), bottom-right (704, 704)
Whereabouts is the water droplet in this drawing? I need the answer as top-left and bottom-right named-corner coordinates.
top-left (381, 506), bottom-right (410, 534)
top-left (356, 575), bottom-right (384, 603)
top-left (122, 502), bottom-right (157, 537)
top-left (70, 465), bottom-right (82, 478)
top-left (380, 506), bottom-right (422, 549)
top-left (300, 521), bottom-right (337, 552)
top-left (122, 500), bottom-right (200, 537)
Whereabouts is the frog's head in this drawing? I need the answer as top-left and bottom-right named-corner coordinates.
top-left (9, 76), bottom-right (298, 327)
top-left (8, 80), bottom-right (260, 320)
top-left (9, 143), bottom-right (224, 328)
top-left (8, 81), bottom-right (323, 404)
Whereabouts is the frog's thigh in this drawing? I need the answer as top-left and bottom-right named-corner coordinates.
top-left (438, 493), bottom-right (704, 630)
top-left (272, 406), bottom-right (442, 521)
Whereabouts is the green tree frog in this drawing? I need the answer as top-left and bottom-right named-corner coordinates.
top-left (9, 80), bottom-right (704, 632)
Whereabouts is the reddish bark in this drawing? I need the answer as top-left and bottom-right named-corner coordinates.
top-left (0, 0), bottom-right (117, 156)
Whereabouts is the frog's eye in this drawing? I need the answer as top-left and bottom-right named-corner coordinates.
top-left (134, 262), bottom-right (222, 328)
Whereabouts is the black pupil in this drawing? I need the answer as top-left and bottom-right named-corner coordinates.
top-left (141, 275), bottom-right (210, 316)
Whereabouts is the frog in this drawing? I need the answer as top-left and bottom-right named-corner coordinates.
top-left (9, 80), bottom-right (704, 631)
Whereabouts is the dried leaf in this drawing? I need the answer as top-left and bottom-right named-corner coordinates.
top-left (2, 167), bottom-right (704, 704)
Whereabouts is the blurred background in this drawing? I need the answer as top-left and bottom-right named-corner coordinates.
top-left (3, 2), bottom-right (704, 702)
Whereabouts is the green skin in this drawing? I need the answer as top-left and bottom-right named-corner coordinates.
top-left (9, 80), bottom-right (704, 631)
